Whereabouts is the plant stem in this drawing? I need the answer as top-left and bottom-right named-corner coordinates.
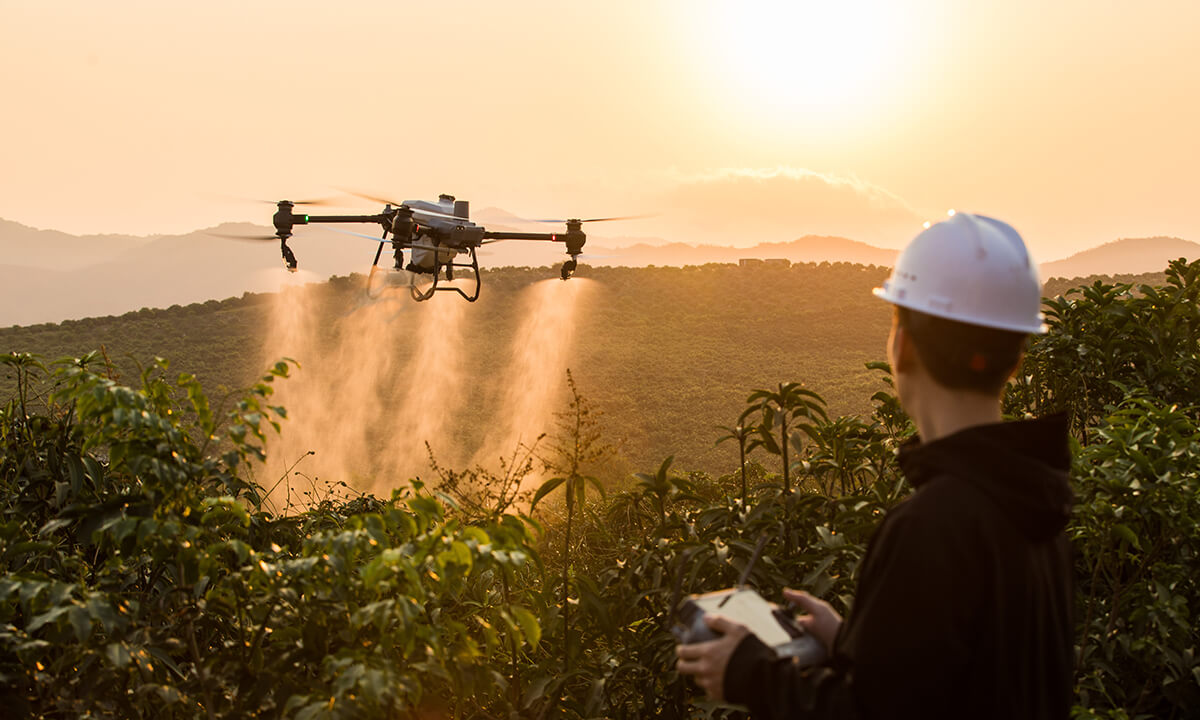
top-left (563, 485), bottom-right (573, 673)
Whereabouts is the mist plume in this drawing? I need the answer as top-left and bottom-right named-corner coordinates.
top-left (472, 278), bottom-right (591, 482)
top-left (257, 275), bottom-right (590, 506)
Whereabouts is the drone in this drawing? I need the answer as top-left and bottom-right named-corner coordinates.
top-left (269, 193), bottom-right (637, 302)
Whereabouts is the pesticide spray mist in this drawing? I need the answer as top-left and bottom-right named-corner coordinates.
top-left (258, 281), bottom-right (466, 503)
top-left (472, 278), bottom-right (591, 480)
top-left (257, 275), bottom-right (590, 506)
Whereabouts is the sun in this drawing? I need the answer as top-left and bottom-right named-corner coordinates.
top-left (695, 0), bottom-right (911, 125)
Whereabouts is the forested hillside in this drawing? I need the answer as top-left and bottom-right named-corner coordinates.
top-left (0, 263), bottom-right (1169, 486)
top-left (0, 263), bottom-right (898, 480)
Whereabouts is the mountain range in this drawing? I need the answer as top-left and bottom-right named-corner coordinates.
top-left (1, 215), bottom-right (1196, 327)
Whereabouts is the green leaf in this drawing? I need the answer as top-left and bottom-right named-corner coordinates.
top-left (69, 605), bottom-right (92, 642)
top-left (1111, 523), bottom-right (1141, 550)
top-left (37, 518), bottom-right (74, 536)
top-left (522, 674), bottom-right (554, 709)
top-left (530, 476), bottom-right (566, 509)
top-left (437, 540), bottom-right (473, 574)
top-left (512, 605), bottom-right (541, 648)
top-left (87, 596), bottom-right (120, 634)
top-left (27, 605), bottom-right (70, 633)
top-left (105, 642), bottom-right (132, 668)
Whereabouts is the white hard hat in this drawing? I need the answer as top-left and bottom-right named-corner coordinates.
top-left (873, 213), bottom-right (1047, 334)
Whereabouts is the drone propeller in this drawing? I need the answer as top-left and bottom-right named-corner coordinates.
top-left (337, 188), bottom-right (403, 207)
top-left (208, 231), bottom-right (279, 242)
top-left (210, 192), bottom-right (344, 207)
top-left (410, 207), bottom-right (471, 222)
top-left (338, 188), bottom-right (470, 222)
top-left (271, 197), bottom-right (342, 206)
top-left (524, 214), bottom-right (654, 224)
top-left (321, 227), bottom-right (390, 244)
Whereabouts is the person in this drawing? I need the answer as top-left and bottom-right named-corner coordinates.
top-left (676, 213), bottom-right (1075, 719)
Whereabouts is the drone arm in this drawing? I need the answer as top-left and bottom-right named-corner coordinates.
top-left (271, 205), bottom-right (397, 272)
top-left (299, 213), bottom-right (390, 225)
top-left (483, 230), bottom-right (586, 254)
top-left (274, 203), bottom-right (392, 240)
top-left (481, 231), bottom-right (561, 241)
top-left (483, 230), bottom-right (587, 280)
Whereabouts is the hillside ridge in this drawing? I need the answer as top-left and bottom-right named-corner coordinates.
top-left (0, 263), bottom-right (1171, 485)
top-left (1, 215), bottom-right (1190, 325)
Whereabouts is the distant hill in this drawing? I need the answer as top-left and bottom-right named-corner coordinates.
top-left (0, 218), bottom-right (896, 325)
top-left (0, 218), bottom-right (156, 271)
top-left (1041, 236), bottom-right (1200, 280)
top-left (1, 215), bottom-right (1192, 325)
top-left (587, 235), bottom-right (896, 268)
top-left (0, 222), bottom-right (390, 326)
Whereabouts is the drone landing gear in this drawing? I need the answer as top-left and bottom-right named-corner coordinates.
top-left (409, 246), bottom-right (481, 303)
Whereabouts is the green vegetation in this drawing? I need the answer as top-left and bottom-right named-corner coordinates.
top-left (0, 263), bottom-right (896, 478)
top-left (1008, 259), bottom-right (1200, 714)
top-left (0, 264), bottom-right (1168, 483)
top-left (1, 260), bottom-right (1197, 717)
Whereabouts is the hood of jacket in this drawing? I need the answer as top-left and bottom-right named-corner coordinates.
top-left (897, 413), bottom-right (1073, 542)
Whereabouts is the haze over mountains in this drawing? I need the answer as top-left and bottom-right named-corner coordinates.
top-left (1, 215), bottom-right (1196, 327)
top-left (1038, 236), bottom-right (1200, 279)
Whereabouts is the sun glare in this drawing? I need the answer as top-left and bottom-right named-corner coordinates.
top-left (696, 0), bottom-right (912, 131)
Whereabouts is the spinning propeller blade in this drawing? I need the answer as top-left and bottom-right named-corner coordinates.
top-left (321, 227), bottom-right (390, 243)
top-left (208, 231), bottom-right (278, 242)
top-left (410, 207), bottom-right (470, 222)
top-left (338, 188), bottom-right (470, 222)
top-left (211, 193), bottom-right (344, 207)
top-left (524, 214), bottom-right (654, 223)
top-left (338, 188), bottom-right (403, 207)
top-left (277, 197), bottom-right (342, 206)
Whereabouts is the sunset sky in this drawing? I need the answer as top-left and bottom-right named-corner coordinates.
top-left (1, 0), bottom-right (1196, 261)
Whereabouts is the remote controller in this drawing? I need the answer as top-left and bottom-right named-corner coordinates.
top-left (672, 588), bottom-right (827, 667)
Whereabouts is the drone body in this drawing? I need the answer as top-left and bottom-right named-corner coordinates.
top-left (271, 193), bottom-right (595, 302)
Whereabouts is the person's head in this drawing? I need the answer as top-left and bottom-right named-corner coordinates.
top-left (875, 213), bottom-right (1045, 401)
top-left (889, 305), bottom-right (1027, 396)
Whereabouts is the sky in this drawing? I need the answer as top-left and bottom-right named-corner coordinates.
top-left (1, 0), bottom-right (1197, 262)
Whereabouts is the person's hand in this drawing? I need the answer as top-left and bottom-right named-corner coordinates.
top-left (675, 614), bottom-right (749, 701)
top-left (783, 588), bottom-right (842, 653)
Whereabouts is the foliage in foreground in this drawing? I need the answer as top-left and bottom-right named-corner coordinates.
top-left (0, 355), bottom-right (544, 718)
top-left (2, 259), bottom-right (1199, 718)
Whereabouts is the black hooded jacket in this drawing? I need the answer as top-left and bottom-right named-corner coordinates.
top-left (723, 414), bottom-right (1075, 719)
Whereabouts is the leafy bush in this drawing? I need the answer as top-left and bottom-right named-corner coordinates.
top-left (0, 355), bottom-right (543, 718)
top-left (1006, 258), bottom-right (1200, 439)
top-left (3, 258), bottom-right (1199, 718)
top-left (1008, 257), bottom-right (1200, 718)
top-left (1071, 399), bottom-right (1200, 714)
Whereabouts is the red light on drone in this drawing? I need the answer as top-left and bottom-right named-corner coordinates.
top-left (551, 234), bottom-right (557, 241)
